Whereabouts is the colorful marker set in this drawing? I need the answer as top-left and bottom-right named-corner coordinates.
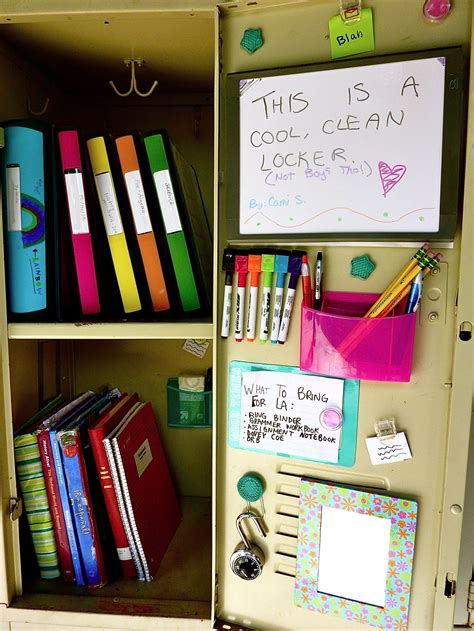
top-left (220, 249), bottom-right (303, 344)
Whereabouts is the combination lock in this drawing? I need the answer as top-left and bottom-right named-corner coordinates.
top-left (230, 511), bottom-right (266, 580)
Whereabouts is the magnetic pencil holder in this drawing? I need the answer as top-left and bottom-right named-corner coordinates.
top-left (167, 378), bottom-right (212, 427)
top-left (300, 292), bottom-right (417, 382)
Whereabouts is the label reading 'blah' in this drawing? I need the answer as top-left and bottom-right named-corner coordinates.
top-left (328, 8), bottom-right (375, 60)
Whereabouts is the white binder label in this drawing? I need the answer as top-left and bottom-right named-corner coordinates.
top-left (117, 546), bottom-right (133, 561)
top-left (153, 169), bottom-right (182, 234)
top-left (6, 165), bottom-right (21, 232)
top-left (95, 172), bottom-right (123, 236)
top-left (124, 170), bottom-right (152, 234)
top-left (64, 170), bottom-right (89, 235)
top-left (134, 438), bottom-right (153, 478)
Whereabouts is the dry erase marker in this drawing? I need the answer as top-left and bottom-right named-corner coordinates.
top-left (259, 253), bottom-right (275, 342)
top-left (301, 254), bottom-right (313, 308)
top-left (234, 254), bottom-right (248, 342)
top-left (314, 251), bottom-right (323, 310)
top-left (221, 249), bottom-right (235, 338)
top-left (278, 253), bottom-right (302, 344)
top-left (270, 252), bottom-right (290, 344)
top-left (246, 253), bottom-right (261, 341)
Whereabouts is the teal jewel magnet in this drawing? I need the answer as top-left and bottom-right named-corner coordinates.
top-left (351, 254), bottom-right (376, 280)
top-left (240, 28), bottom-right (264, 54)
top-left (237, 472), bottom-right (265, 515)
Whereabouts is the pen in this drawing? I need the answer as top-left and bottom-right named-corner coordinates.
top-left (278, 252), bottom-right (302, 344)
top-left (314, 251), bottom-right (323, 310)
top-left (270, 252), bottom-right (290, 344)
top-left (259, 253), bottom-right (275, 342)
top-left (246, 253), bottom-right (262, 342)
top-left (234, 254), bottom-right (248, 342)
top-left (301, 254), bottom-right (313, 308)
top-left (405, 269), bottom-right (424, 314)
top-left (221, 249), bottom-right (235, 338)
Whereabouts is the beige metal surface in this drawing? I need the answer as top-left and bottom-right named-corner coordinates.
top-left (0, 13), bottom-right (214, 95)
top-left (8, 322), bottom-right (213, 340)
top-left (215, 1), bottom-right (473, 630)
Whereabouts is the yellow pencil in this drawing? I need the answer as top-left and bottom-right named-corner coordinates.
top-left (377, 253), bottom-right (441, 317)
top-left (363, 243), bottom-right (430, 318)
top-left (366, 252), bottom-right (436, 319)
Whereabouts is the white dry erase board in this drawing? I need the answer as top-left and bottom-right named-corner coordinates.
top-left (224, 48), bottom-right (464, 241)
top-left (228, 361), bottom-right (359, 466)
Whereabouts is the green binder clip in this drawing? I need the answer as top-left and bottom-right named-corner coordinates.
top-left (237, 472), bottom-right (265, 516)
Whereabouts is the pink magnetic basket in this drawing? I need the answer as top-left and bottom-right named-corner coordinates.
top-left (300, 292), bottom-right (417, 382)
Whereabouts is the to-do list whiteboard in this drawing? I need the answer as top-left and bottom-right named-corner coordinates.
top-left (234, 55), bottom-right (450, 236)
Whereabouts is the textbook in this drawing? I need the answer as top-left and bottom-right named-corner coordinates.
top-left (142, 131), bottom-right (212, 313)
top-left (107, 401), bottom-right (181, 581)
top-left (114, 134), bottom-right (171, 313)
top-left (86, 136), bottom-right (141, 314)
top-left (58, 391), bottom-right (120, 588)
top-left (2, 121), bottom-right (59, 319)
top-left (88, 392), bottom-right (140, 578)
top-left (44, 393), bottom-right (98, 585)
top-left (57, 130), bottom-right (101, 315)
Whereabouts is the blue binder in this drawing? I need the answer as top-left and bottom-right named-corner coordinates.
top-left (2, 123), bottom-right (49, 314)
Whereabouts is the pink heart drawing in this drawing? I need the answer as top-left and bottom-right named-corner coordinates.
top-left (378, 161), bottom-right (407, 197)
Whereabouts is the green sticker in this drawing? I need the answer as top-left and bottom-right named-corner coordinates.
top-left (329, 8), bottom-right (374, 59)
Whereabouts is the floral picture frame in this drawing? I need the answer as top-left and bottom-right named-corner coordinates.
top-left (295, 479), bottom-right (418, 630)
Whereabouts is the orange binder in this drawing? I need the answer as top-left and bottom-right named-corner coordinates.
top-left (115, 135), bottom-right (170, 312)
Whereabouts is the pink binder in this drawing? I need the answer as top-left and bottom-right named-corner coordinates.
top-left (58, 131), bottom-right (100, 315)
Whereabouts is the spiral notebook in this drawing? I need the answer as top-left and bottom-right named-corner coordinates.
top-left (104, 400), bottom-right (181, 582)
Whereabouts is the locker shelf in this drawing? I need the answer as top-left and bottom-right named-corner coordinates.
top-left (7, 321), bottom-right (213, 340)
top-left (14, 496), bottom-right (212, 621)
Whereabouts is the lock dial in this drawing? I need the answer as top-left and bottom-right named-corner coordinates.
top-left (230, 546), bottom-right (264, 580)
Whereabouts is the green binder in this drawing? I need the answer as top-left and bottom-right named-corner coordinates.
top-left (142, 132), bottom-right (212, 313)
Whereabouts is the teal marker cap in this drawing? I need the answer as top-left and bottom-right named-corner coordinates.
top-left (275, 253), bottom-right (290, 288)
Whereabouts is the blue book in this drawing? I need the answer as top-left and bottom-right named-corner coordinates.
top-left (58, 391), bottom-right (120, 587)
top-left (47, 393), bottom-right (98, 586)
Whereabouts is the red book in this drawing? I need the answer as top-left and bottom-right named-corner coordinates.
top-left (88, 393), bottom-right (139, 578)
top-left (110, 401), bottom-right (181, 581)
top-left (37, 427), bottom-right (75, 582)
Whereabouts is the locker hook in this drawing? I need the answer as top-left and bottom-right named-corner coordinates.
top-left (109, 58), bottom-right (158, 98)
top-left (26, 95), bottom-right (50, 116)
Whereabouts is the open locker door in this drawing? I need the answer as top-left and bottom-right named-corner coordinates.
top-left (214, 1), bottom-right (473, 629)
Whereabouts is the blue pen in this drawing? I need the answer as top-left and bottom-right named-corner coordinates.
top-left (405, 270), bottom-right (424, 313)
top-left (270, 252), bottom-right (290, 343)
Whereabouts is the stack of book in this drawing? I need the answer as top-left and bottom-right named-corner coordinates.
top-left (1, 122), bottom-right (212, 321)
top-left (13, 390), bottom-right (181, 586)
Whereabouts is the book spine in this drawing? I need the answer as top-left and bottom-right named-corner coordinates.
top-left (13, 434), bottom-right (60, 579)
top-left (89, 429), bottom-right (136, 577)
top-left (37, 429), bottom-right (75, 582)
top-left (111, 437), bottom-right (151, 582)
top-left (59, 430), bottom-right (106, 587)
top-left (49, 428), bottom-right (85, 586)
top-left (103, 438), bottom-right (145, 581)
